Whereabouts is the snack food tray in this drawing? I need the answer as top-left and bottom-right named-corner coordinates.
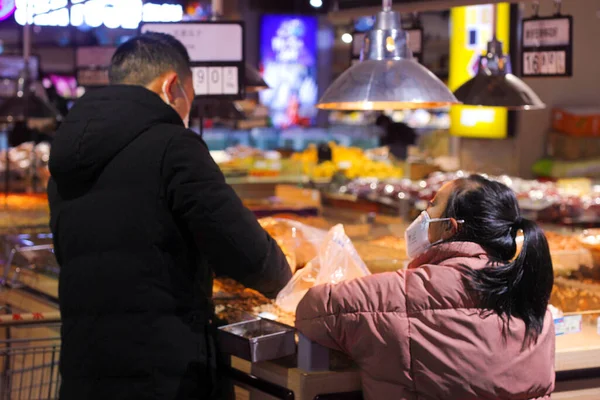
top-left (217, 318), bottom-right (296, 363)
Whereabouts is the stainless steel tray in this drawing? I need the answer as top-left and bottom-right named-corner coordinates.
top-left (217, 318), bottom-right (296, 363)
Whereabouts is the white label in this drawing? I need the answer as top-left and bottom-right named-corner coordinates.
top-left (523, 51), bottom-right (567, 75)
top-left (141, 23), bottom-right (243, 63)
top-left (192, 67), bottom-right (208, 95)
top-left (208, 67), bottom-right (223, 95)
top-left (555, 315), bottom-right (582, 336)
top-left (460, 108), bottom-right (496, 127)
top-left (523, 18), bottom-right (571, 47)
top-left (222, 66), bottom-right (239, 95)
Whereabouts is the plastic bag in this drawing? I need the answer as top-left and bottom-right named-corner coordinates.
top-left (259, 217), bottom-right (328, 273)
top-left (275, 224), bottom-right (371, 313)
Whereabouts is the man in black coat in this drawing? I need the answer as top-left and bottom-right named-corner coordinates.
top-left (47, 33), bottom-right (292, 399)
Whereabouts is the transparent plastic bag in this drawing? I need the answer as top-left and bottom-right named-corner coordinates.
top-left (275, 224), bottom-right (371, 313)
top-left (259, 217), bottom-right (328, 273)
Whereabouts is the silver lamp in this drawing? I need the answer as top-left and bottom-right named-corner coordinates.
top-left (245, 64), bottom-right (269, 93)
top-left (453, 5), bottom-right (545, 110)
top-left (317, 0), bottom-right (459, 111)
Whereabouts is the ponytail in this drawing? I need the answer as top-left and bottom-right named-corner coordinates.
top-left (464, 217), bottom-right (554, 342)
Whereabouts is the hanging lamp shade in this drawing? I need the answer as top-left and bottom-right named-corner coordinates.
top-left (0, 94), bottom-right (61, 122)
top-left (245, 64), bottom-right (269, 93)
top-left (192, 98), bottom-right (245, 120)
top-left (0, 72), bottom-right (61, 123)
top-left (317, 5), bottom-right (459, 111)
top-left (453, 40), bottom-right (545, 110)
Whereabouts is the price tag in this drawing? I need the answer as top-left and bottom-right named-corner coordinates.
top-left (223, 67), bottom-right (238, 95)
top-left (521, 15), bottom-right (573, 77)
top-left (208, 67), bottom-right (223, 95)
top-left (554, 315), bottom-right (582, 336)
top-left (141, 23), bottom-right (243, 63)
top-left (192, 67), bottom-right (208, 95)
top-left (523, 51), bottom-right (566, 76)
top-left (141, 21), bottom-right (245, 99)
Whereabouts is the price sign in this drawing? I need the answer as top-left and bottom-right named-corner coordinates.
top-left (141, 21), bottom-right (245, 99)
top-left (208, 67), bottom-right (222, 95)
top-left (192, 67), bottom-right (208, 95)
top-left (521, 16), bottom-right (573, 77)
top-left (554, 314), bottom-right (582, 336)
top-left (523, 51), bottom-right (566, 75)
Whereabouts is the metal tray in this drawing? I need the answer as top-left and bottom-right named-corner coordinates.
top-left (217, 318), bottom-right (296, 363)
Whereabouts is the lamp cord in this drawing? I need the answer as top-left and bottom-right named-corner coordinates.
top-left (492, 3), bottom-right (498, 41)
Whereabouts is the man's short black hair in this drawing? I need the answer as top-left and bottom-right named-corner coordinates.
top-left (109, 32), bottom-right (192, 86)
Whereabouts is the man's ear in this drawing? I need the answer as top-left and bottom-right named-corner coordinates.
top-left (162, 72), bottom-right (178, 103)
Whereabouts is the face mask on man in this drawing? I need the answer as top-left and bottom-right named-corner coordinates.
top-left (404, 211), bottom-right (463, 259)
top-left (162, 79), bottom-right (191, 128)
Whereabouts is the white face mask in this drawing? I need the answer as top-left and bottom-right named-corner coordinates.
top-left (162, 80), bottom-right (191, 128)
top-left (405, 211), bottom-right (461, 259)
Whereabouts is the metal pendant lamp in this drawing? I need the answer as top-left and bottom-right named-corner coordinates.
top-left (0, 2), bottom-right (61, 123)
top-left (0, 71), bottom-right (61, 123)
top-left (453, 5), bottom-right (545, 110)
top-left (317, 0), bottom-right (459, 111)
top-left (245, 64), bottom-right (269, 93)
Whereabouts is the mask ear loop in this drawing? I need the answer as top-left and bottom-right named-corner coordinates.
top-left (429, 218), bottom-right (465, 246)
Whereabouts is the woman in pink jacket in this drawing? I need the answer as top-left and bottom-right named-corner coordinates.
top-left (296, 175), bottom-right (555, 400)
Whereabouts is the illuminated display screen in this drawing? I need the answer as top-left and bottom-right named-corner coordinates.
top-left (259, 15), bottom-right (319, 129)
top-left (449, 3), bottom-right (511, 139)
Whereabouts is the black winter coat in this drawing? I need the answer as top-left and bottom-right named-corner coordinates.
top-left (47, 85), bottom-right (292, 400)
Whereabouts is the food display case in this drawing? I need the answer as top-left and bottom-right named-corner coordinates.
top-left (3, 178), bottom-right (600, 398)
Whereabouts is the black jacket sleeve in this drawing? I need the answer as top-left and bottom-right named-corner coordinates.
top-left (161, 131), bottom-right (292, 298)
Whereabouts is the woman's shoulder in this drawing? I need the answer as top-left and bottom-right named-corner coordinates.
top-left (405, 254), bottom-right (485, 312)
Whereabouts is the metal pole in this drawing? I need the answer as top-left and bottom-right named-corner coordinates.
top-left (492, 3), bottom-right (498, 40)
top-left (382, 0), bottom-right (392, 12)
top-left (212, 0), bottom-right (223, 20)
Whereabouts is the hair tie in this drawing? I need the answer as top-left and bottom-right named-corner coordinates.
top-left (513, 216), bottom-right (524, 229)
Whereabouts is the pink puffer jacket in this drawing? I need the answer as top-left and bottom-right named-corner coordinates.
top-left (296, 242), bottom-right (555, 400)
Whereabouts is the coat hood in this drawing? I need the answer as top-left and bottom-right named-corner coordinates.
top-left (49, 85), bottom-right (183, 187)
top-left (407, 241), bottom-right (489, 270)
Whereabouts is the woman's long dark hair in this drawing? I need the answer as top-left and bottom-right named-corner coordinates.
top-left (443, 175), bottom-right (554, 342)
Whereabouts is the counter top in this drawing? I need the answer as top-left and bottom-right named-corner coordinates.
top-left (232, 321), bottom-right (600, 400)
top-left (226, 176), bottom-right (309, 185)
top-left (556, 322), bottom-right (600, 372)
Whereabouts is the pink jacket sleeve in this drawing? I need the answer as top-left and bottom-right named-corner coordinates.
top-left (295, 271), bottom-right (408, 357)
